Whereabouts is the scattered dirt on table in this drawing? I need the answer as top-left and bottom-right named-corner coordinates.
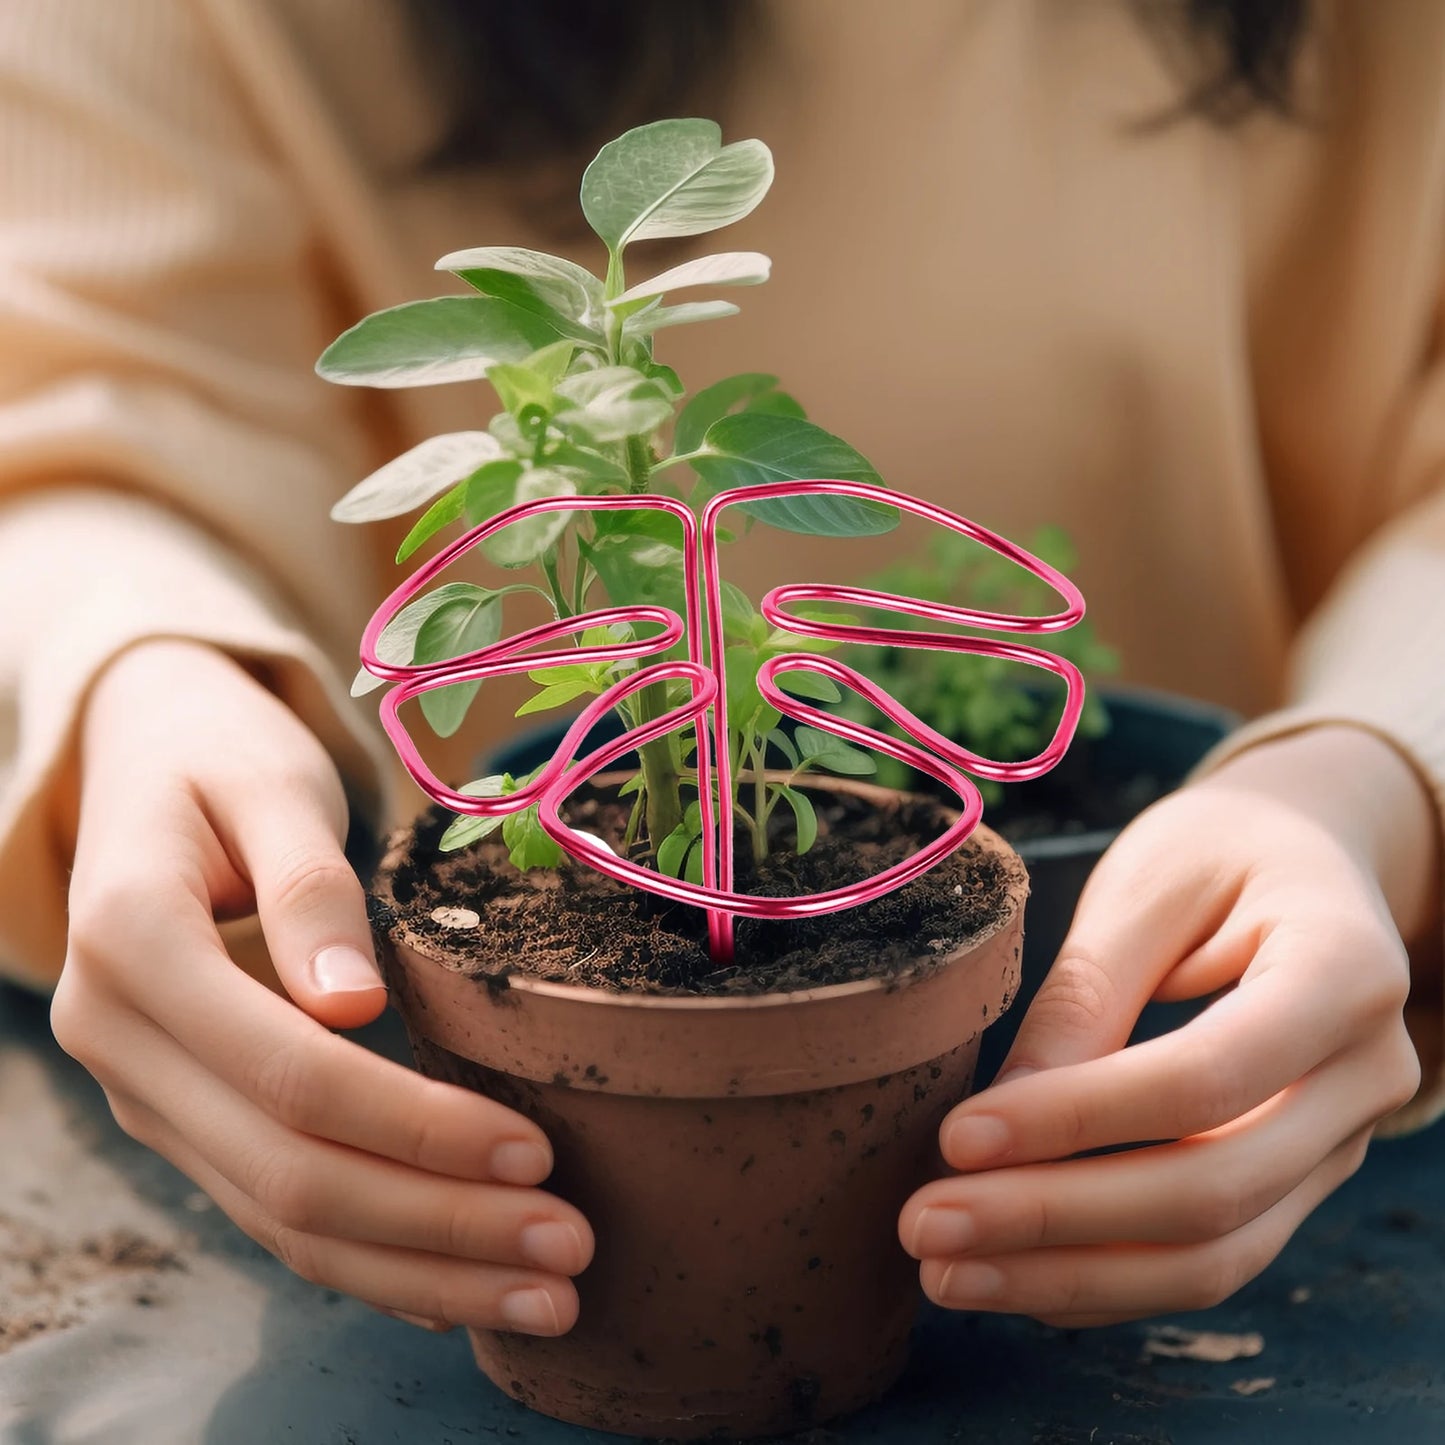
top-left (1142, 1326), bottom-right (1264, 1364)
top-left (1230, 1377), bottom-right (1276, 1396)
top-left (0, 1212), bottom-right (187, 1355)
top-left (376, 783), bottom-right (1020, 996)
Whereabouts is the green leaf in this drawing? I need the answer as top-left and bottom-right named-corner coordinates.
top-left (580, 533), bottom-right (752, 637)
top-left (774, 668), bottom-right (841, 704)
top-left (693, 414), bottom-right (898, 537)
top-left (764, 609), bottom-right (857, 655)
top-left (590, 505), bottom-right (688, 544)
top-left (395, 483), bottom-right (467, 563)
top-left (618, 251), bottom-right (771, 304)
top-left (435, 246), bottom-right (605, 335)
top-left (794, 725), bottom-right (876, 776)
top-left (554, 366), bottom-right (675, 443)
top-left (414, 586), bottom-right (505, 738)
top-left (724, 643), bottom-right (779, 735)
top-left (777, 785), bottom-right (818, 854)
top-left (331, 431), bottom-right (502, 522)
top-left (644, 361), bottom-right (684, 395)
top-left (465, 464), bottom-right (576, 568)
top-left (580, 119), bottom-right (774, 253)
top-left (543, 440), bottom-right (631, 488)
top-left (515, 680), bottom-right (594, 717)
top-left (317, 297), bottom-right (569, 388)
top-left (487, 363), bottom-right (554, 418)
top-left (766, 727), bottom-right (799, 768)
top-left (503, 805), bottom-right (565, 870)
top-left (656, 822), bottom-right (700, 880)
top-left (623, 299), bottom-right (740, 338)
top-left (352, 581), bottom-right (498, 697)
top-left (674, 373), bottom-right (790, 456)
top-left (579, 532), bottom-right (685, 615)
top-left (438, 776), bottom-right (512, 851)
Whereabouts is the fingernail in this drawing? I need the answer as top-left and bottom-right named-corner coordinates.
top-left (943, 1114), bottom-right (1011, 1168)
top-left (909, 1206), bottom-right (976, 1258)
top-left (490, 1140), bottom-right (552, 1185)
top-left (310, 946), bottom-right (384, 995)
top-left (501, 1287), bottom-right (561, 1335)
top-left (938, 1260), bottom-right (1004, 1303)
top-left (520, 1221), bottom-right (585, 1274)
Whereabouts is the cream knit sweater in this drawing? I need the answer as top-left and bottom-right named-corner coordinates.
top-left (1, 0), bottom-right (1443, 1126)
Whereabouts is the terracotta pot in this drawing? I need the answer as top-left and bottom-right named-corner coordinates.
top-left (371, 784), bottom-right (1028, 1440)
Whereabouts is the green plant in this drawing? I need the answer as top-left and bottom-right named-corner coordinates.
top-left (320, 118), bottom-right (896, 876)
top-left (843, 526), bottom-right (1118, 802)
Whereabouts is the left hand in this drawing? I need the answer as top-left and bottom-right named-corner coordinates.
top-left (899, 725), bottom-right (1435, 1327)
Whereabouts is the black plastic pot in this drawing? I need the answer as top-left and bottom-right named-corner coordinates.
top-left (484, 685), bottom-right (1239, 1082)
top-left (974, 685), bottom-right (1238, 1080)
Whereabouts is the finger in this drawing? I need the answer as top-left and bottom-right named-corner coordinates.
top-left (110, 1090), bottom-right (578, 1335)
top-left (996, 826), bottom-right (1243, 1080)
top-left (920, 1128), bottom-right (1370, 1322)
top-left (220, 781), bottom-right (387, 1032)
top-left (940, 922), bottom-right (1398, 1169)
top-left (95, 897), bottom-right (555, 1184)
top-left (905, 1029), bottom-right (1413, 1257)
top-left (103, 1016), bottom-right (592, 1273)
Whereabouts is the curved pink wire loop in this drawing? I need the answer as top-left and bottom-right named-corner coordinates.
top-left (360, 481), bottom-right (1086, 963)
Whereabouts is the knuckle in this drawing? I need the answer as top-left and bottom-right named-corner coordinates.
top-left (269, 1223), bottom-right (322, 1284)
top-left (48, 972), bottom-right (98, 1065)
top-left (1165, 1043), bottom-right (1238, 1134)
top-left (1377, 1032), bottom-right (1422, 1117)
top-left (403, 1109), bottom-right (444, 1173)
top-left (104, 1091), bottom-right (154, 1146)
top-left (66, 875), bottom-right (153, 961)
top-left (1339, 1132), bottom-right (1372, 1181)
top-left (1038, 1267), bottom-right (1088, 1318)
top-left (249, 1038), bottom-right (322, 1132)
top-left (1029, 949), bottom-right (1116, 1041)
top-left (1017, 1191), bottom-right (1053, 1251)
top-left (438, 1196), bottom-right (484, 1260)
top-left (269, 851), bottom-right (361, 920)
top-left (1182, 1176), bottom-right (1255, 1242)
top-left (1182, 1250), bottom-right (1246, 1311)
top-left (251, 1150), bottom-right (320, 1230)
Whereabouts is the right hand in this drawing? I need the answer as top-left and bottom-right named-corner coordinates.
top-left (49, 638), bottom-right (592, 1336)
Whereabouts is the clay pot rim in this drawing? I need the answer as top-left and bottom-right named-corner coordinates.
top-left (376, 775), bottom-right (1028, 1017)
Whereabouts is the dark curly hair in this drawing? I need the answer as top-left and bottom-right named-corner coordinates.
top-left (408, 0), bottom-right (1309, 171)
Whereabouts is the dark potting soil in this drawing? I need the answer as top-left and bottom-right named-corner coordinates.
top-left (373, 786), bottom-right (1018, 997)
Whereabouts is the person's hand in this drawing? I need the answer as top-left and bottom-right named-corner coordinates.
top-left (49, 638), bottom-right (592, 1335)
top-left (900, 725), bottom-right (1434, 1327)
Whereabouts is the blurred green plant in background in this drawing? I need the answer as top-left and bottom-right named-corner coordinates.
top-left (841, 526), bottom-right (1118, 804)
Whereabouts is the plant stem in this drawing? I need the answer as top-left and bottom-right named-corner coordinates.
top-left (626, 436), bottom-right (653, 493)
top-left (634, 683), bottom-right (683, 844)
top-left (541, 550), bottom-right (569, 618)
top-left (650, 449), bottom-right (708, 477)
top-left (750, 741), bottom-right (768, 864)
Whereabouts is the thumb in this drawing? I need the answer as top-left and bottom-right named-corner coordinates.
top-left (994, 830), bottom-right (1206, 1084)
top-left (228, 788), bottom-right (388, 1032)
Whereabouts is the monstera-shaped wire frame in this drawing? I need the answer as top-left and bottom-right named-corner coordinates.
top-left (360, 481), bottom-right (1086, 962)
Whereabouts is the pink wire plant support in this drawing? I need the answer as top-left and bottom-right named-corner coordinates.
top-left (360, 481), bottom-right (1087, 965)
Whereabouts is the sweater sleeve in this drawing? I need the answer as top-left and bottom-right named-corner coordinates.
top-left (0, 1), bottom-right (394, 990)
top-left (1193, 302), bottom-right (1445, 1137)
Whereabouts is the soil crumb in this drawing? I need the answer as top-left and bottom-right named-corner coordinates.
top-left (374, 784), bottom-right (1020, 996)
top-left (0, 1213), bottom-right (186, 1355)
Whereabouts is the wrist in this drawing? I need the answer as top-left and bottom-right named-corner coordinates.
top-left (1204, 724), bottom-right (1439, 943)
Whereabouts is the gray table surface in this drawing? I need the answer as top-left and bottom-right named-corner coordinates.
top-left (1, 980), bottom-right (1441, 1445)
